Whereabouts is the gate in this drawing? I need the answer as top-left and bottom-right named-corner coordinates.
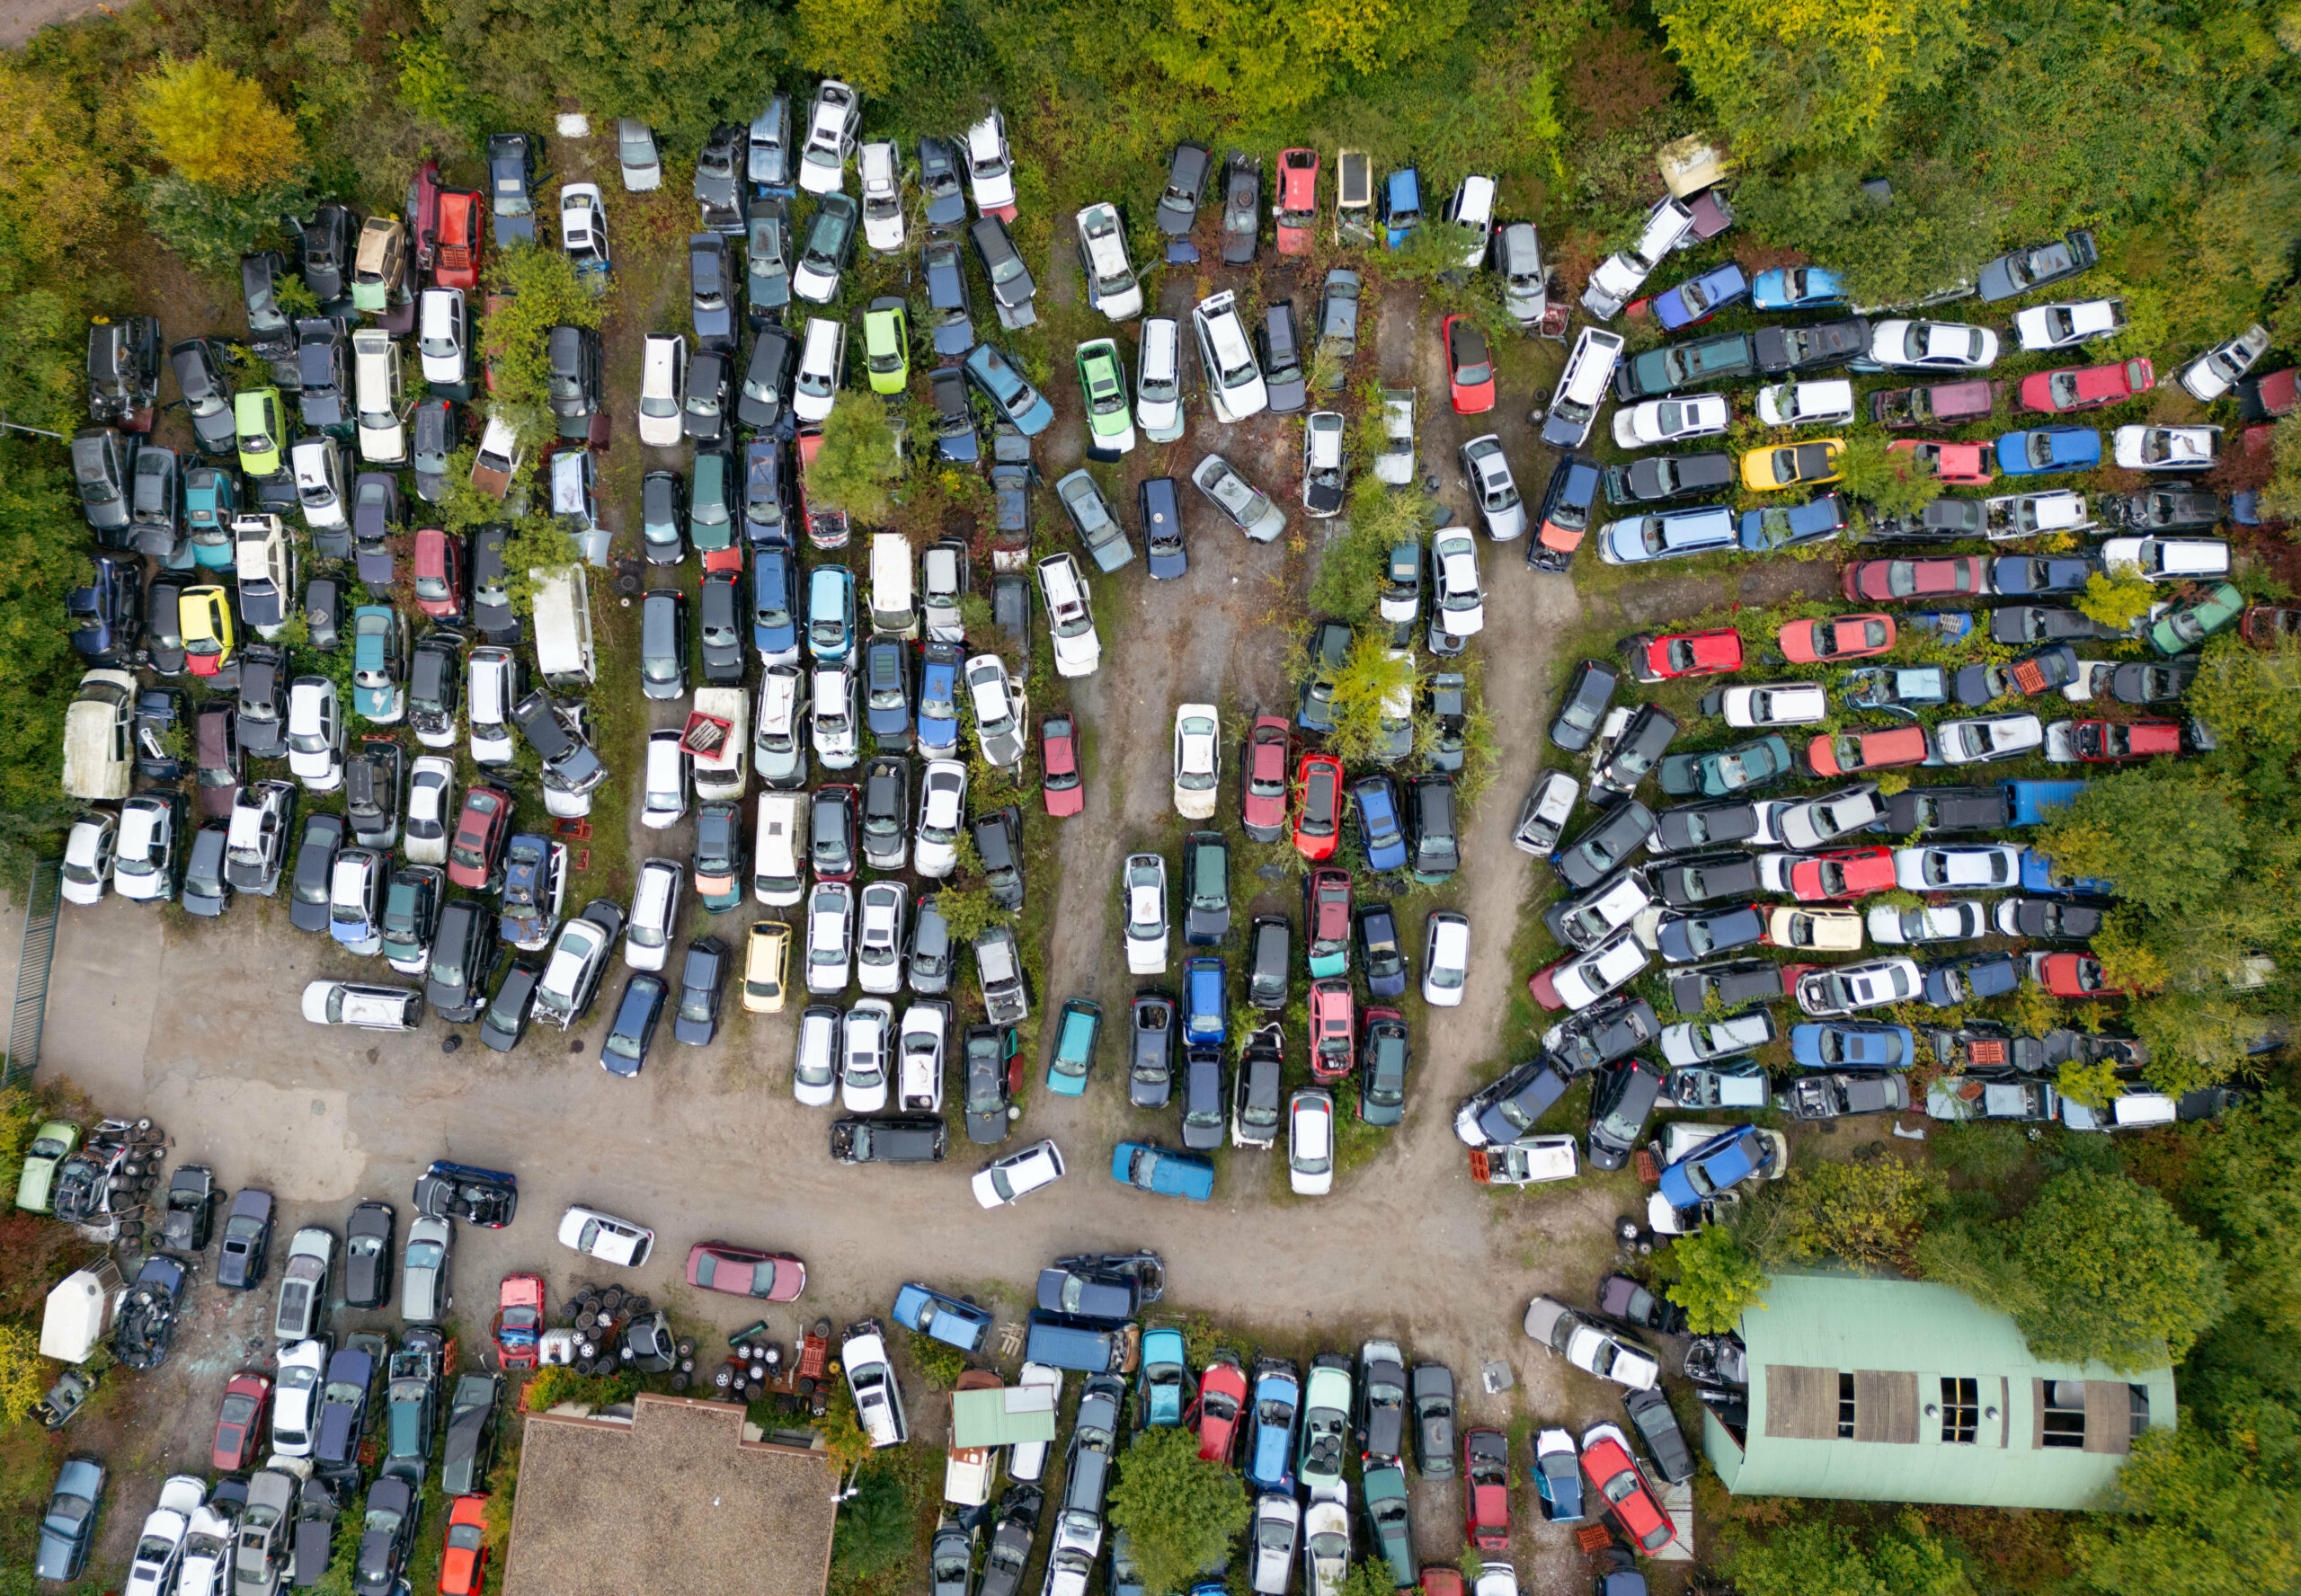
top-left (4, 859), bottom-right (62, 1086)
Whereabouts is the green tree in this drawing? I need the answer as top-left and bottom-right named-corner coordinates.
top-left (1833, 432), bottom-right (1942, 517)
top-left (479, 244), bottom-right (610, 440)
top-left (1735, 159), bottom-right (2002, 308)
top-left (2037, 769), bottom-right (2255, 918)
top-left (1138, 0), bottom-right (1474, 121)
top-left (2079, 569), bottom-right (2158, 632)
top-left (831, 1465), bottom-right (913, 1583)
top-left (1780, 1156), bottom-right (1941, 1272)
top-left (2261, 414), bottom-right (2301, 525)
top-left (795, 0), bottom-right (936, 98)
top-left (1999, 1170), bottom-right (2231, 1370)
top-left (1730, 1513), bottom-right (1975, 1596)
top-left (521, 0), bottom-right (789, 144)
top-left (2070, 1428), bottom-right (2301, 1596)
top-left (1664, 1224), bottom-right (1771, 1333)
top-left (135, 172), bottom-right (313, 275)
top-left (2187, 1091), bottom-right (2301, 1340)
top-left (1107, 1424), bottom-right (1252, 1596)
top-left (1321, 630), bottom-right (1417, 767)
top-left (131, 58), bottom-right (305, 192)
top-left (806, 401), bottom-right (904, 525)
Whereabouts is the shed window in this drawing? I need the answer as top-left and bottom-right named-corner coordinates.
top-left (2042, 1381), bottom-right (2086, 1449)
top-left (1837, 1372), bottom-right (1857, 1440)
top-left (1940, 1378), bottom-right (1979, 1443)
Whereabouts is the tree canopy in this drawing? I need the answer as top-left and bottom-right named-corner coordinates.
top-left (130, 57), bottom-right (303, 191)
top-left (1107, 1424), bottom-right (1252, 1596)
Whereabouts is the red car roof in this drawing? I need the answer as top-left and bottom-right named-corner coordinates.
top-left (1582, 1433), bottom-right (1673, 1554)
top-left (1781, 614), bottom-right (1895, 662)
top-left (1196, 1356), bottom-right (1248, 1461)
top-left (1642, 629), bottom-right (1743, 678)
top-left (1792, 847), bottom-right (1896, 901)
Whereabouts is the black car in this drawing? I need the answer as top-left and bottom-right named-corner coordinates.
top-left (1142, 474), bottom-right (1186, 579)
top-left (1257, 299), bottom-right (1304, 412)
top-left (859, 759), bottom-right (909, 872)
top-left (963, 1024), bottom-right (1014, 1143)
top-left (126, 443), bottom-right (182, 557)
top-left (2110, 661), bottom-right (2197, 705)
top-left (71, 427), bottom-right (132, 534)
top-left (919, 135), bottom-right (967, 229)
top-left (929, 367), bottom-right (979, 464)
top-left (1587, 1056), bottom-right (1668, 1170)
top-left (1247, 914), bottom-right (1290, 1008)
top-left (1989, 606), bottom-right (2118, 645)
top-left (1129, 994), bottom-right (1176, 1109)
top-left (969, 216), bottom-right (1035, 320)
top-left (1753, 316), bottom-right (1871, 374)
top-left (1651, 849), bottom-right (1761, 907)
top-left (981, 1485), bottom-right (1043, 1596)
top-left (1360, 1012), bottom-right (1410, 1127)
top-left (1647, 799), bottom-right (1768, 856)
top-left (439, 1372), bottom-right (501, 1497)
top-left (301, 203), bottom-right (357, 305)
top-left (1157, 141), bottom-right (1213, 235)
top-left (171, 337), bottom-right (241, 455)
top-left (683, 349), bottom-right (733, 444)
top-left (1407, 775), bottom-right (1459, 884)
top-left (464, 527), bottom-right (514, 643)
top-left (1549, 659), bottom-right (1619, 751)
top-left (288, 812), bottom-right (347, 935)
top-left (349, 470), bottom-right (400, 569)
top-left (408, 634), bottom-right (462, 745)
top-left (1035, 1261), bottom-right (1147, 1322)
top-left (1622, 1387), bottom-right (1694, 1485)
top-left (974, 806), bottom-right (1024, 910)
top-left (1456, 1057), bottom-right (1568, 1148)
top-left (218, 1186), bottom-right (275, 1290)
top-left (1553, 800), bottom-right (1654, 891)
top-left (1411, 1363), bottom-right (1455, 1479)
top-left (743, 442), bottom-right (790, 549)
top-left (1545, 996), bottom-right (1659, 1076)
top-left (546, 325), bottom-right (604, 432)
top-left (353, 1476), bottom-right (420, 1596)
top-left (302, 576), bottom-right (347, 652)
top-left (600, 974), bottom-right (668, 1078)
top-left (1355, 904), bottom-right (1408, 999)
top-left (425, 899), bottom-right (499, 1024)
top-left (698, 569), bottom-right (745, 685)
top-left (484, 133), bottom-right (540, 246)
top-left (1666, 957), bottom-right (1788, 1015)
top-left (1880, 784), bottom-right (2013, 835)
top-left (413, 1161), bottom-right (517, 1228)
top-left (2102, 482), bottom-right (2220, 532)
top-left (737, 324), bottom-right (796, 430)
top-left (146, 572), bottom-right (194, 677)
top-left (830, 1115), bottom-right (948, 1163)
top-left (1604, 451), bottom-right (1736, 505)
top-left (478, 957), bottom-right (544, 1053)
top-left (1220, 150), bottom-right (1261, 265)
top-left (158, 1163), bottom-right (215, 1252)
top-left (1233, 1032), bottom-right (1284, 1145)
top-left (1180, 1048), bottom-right (1226, 1151)
top-left (1861, 498), bottom-right (1986, 544)
top-left (673, 936), bottom-right (728, 1047)
top-left (638, 470), bottom-right (685, 565)
top-left (1593, 705), bottom-right (1680, 794)
top-left (1181, 831), bottom-right (1229, 945)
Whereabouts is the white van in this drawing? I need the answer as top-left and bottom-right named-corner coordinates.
top-left (1036, 554), bottom-right (1100, 678)
top-left (690, 685), bottom-right (749, 802)
top-left (755, 663), bottom-right (810, 788)
top-left (1136, 316), bottom-right (1184, 442)
top-left (290, 437), bottom-right (347, 531)
top-left (351, 328), bottom-right (408, 464)
top-left (468, 646), bottom-right (519, 764)
top-left (62, 669), bottom-right (135, 801)
top-left (869, 532), bottom-right (917, 638)
top-left (794, 318), bottom-right (845, 423)
top-left (530, 565), bottom-right (595, 687)
top-left (754, 791), bottom-right (807, 906)
top-left (1191, 290), bottom-right (1266, 423)
top-left (1541, 327), bottom-right (1625, 449)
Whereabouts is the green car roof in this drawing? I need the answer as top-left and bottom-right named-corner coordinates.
top-left (14, 1120), bottom-right (80, 1213)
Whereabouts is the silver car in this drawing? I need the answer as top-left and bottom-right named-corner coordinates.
top-left (1192, 453), bottom-right (1285, 543)
top-left (399, 1213), bottom-right (453, 1324)
top-left (1460, 435), bottom-right (1524, 541)
top-left (273, 1225), bottom-right (335, 1343)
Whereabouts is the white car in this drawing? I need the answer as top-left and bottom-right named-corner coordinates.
top-left (1796, 956), bottom-right (1922, 1017)
top-left (794, 1006), bottom-right (839, 1107)
top-left (416, 288), bottom-right (466, 386)
top-left (1172, 704), bottom-right (1220, 819)
top-left (1522, 1296), bottom-right (1659, 1388)
top-left (637, 332), bottom-right (687, 447)
top-left (1301, 1498), bottom-right (1349, 1596)
top-left (1374, 388), bottom-right (1416, 483)
top-left (1192, 289), bottom-right (1267, 421)
top-left (965, 654), bottom-right (1027, 768)
top-left (2178, 322), bottom-right (2271, 402)
top-left (806, 882), bottom-right (854, 994)
top-left (1892, 844), bottom-right (2022, 891)
top-left (1461, 434), bottom-right (1524, 540)
top-left (1777, 782), bottom-right (1887, 849)
top-left (623, 857), bottom-right (681, 972)
top-left (1549, 927), bottom-right (1649, 1011)
top-left (641, 728), bottom-right (689, 830)
top-left (1472, 1565), bottom-right (1518, 1596)
top-left (1303, 409), bottom-right (1348, 519)
top-left (286, 678), bottom-right (345, 792)
top-left (856, 882), bottom-right (906, 996)
top-left (973, 1137), bottom-right (1064, 1209)
top-left (1075, 201), bottom-right (1142, 321)
top-left (1008, 1362), bottom-right (1063, 1481)
top-left (2099, 535), bottom-right (2230, 581)
top-left (1658, 1011), bottom-right (1774, 1067)
top-left (2114, 424), bottom-right (2220, 471)
top-left (559, 182), bottom-right (610, 278)
top-left (1036, 552), bottom-right (1101, 678)
top-left (1192, 452), bottom-right (1286, 542)
top-left (176, 1502), bottom-right (236, 1596)
top-left (616, 118), bottom-right (661, 191)
top-left (898, 1002), bottom-right (946, 1113)
top-left (1288, 1090), bottom-right (1336, 1196)
top-left (843, 1325), bottom-right (909, 1447)
top-left (1754, 378), bottom-right (1855, 428)
top-left (290, 437), bottom-right (347, 530)
top-left (2014, 298), bottom-right (2125, 351)
top-left (857, 141), bottom-right (905, 253)
top-left (963, 110), bottom-right (1017, 216)
top-left (1721, 682), bottom-right (1827, 728)
top-left (1431, 528), bottom-right (1484, 636)
top-left (1135, 315), bottom-right (1183, 439)
top-left (1612, 392), bottom-right (1730, 448)
top-left (1867, 900), bottom-right (1990, 945)
top-left (557, 1204), bottom-right (655, 1267)
top-left (914, 760), bottom-right (967, 877)
top-left (1869, 319), bottom-right (1999, 369)
top-left (1423, 910), bottom-right (1470, 1006)
top-left (1250, 1494), bottom-right (1302, 1596)
top-left (271, 1338), bottom-right (327, 1457)
top-left (794, 317), bottom-right (846, 424)
top-left (813, 662), bottom-right (860, 769)
top-left (350, 329), bottom-right (406, 464)
top-left (1122, 853), bottom-right (1169, 974)
top-left (60, 811), bottom-right (112, 906)
top-left (122, 1474), bottom-right (206, 1596)
top-left (1582, 194), bottom-right (1693, 316)
top-left (1985, 488), bottom-right (2093, 540)
top-left (797, 79), bottom-right (861, 196)
top-left (403, 755), bottom-right (455, 864)
top-left (111, 795), bottom-right (176, 903)
top-left (1934, 713), bottom-right (2044, 765)
top-left (840, 997), bottom-right (893, 1112)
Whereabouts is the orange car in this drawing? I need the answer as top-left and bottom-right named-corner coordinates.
top-left (434, 190), bottom-right (485, 290)
top-left (440, 1494), bottom-right (490, 1595)
top-left (1807, 723), bottom-right (1931, 777)
top-left (1293, 752), bottom-right (1346, 861)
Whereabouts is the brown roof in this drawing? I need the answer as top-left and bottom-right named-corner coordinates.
top-left (502, 1393), bottom-right (837, 1596)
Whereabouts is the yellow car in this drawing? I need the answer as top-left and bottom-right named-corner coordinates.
top-left (1742, 438), bottom-right (1843, 492)
top-left (742, 919), bottom-right (791, 1014)
top-left (1767, 904), bottom-right (1864, 952)
top-left (180, 586), bottom-right (236, 678)
top-left (234, 388), bottom-right (284, 476)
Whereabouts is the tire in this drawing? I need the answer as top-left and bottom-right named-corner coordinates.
top-left (626, 1295), bottom-right (649, 1314)
top-left (574, 1310), bottom-right (595, 1334)
top-left (675, 1338), bottom-right (695, 1359)
top-left (671, 1372), bottom-right (689, 1392)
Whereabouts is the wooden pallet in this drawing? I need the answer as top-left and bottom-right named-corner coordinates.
top-left (1575, 1524), bottom-right (1613, 1555)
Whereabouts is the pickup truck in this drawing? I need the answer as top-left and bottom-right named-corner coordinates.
top-left (1468, 1133), bottom-right (1578, 1185)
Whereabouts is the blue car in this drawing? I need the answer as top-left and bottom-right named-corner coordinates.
top-left (184, 466), bottom-right (241, 567)
top-left (1988, 554), bottom-right (2098, 597)
top-left (1141, 1325), bottom-right (1193, 1426)
top-left (915, 645), bottom-right (961, 754)
top-left (1383, 168), bottom-right (1422, 249)
top-left (1995, 428), bottom-right (2101, 476)
top-left (1653, 263), bottom-right (1749, 331)
top-left (1244, 1361), bottom-right (1300, 1492)
top-left (33, 1455), bottom-right (105, 1583)
top-left (863, 637), bottom-right (911, 744)
top-left (1750, 265), bottom-right (1845, 310)
top-left (893, 1281), bottom-right (995, 1352)
top-left (1657, 1125), bottom-right (1777, 1210)
top-left (1922, 952), bottom-right (2021, 1006)
top-left (2019, 847), bottom-right (2116, 896)
top-left (1790, 1022), bottom-right (1915, 1069)
top-left (1737, 493), bottom-right (1847, 552)
top-left (752, 545), bottom-right (798, 661)
top-left (66, 554), bottom-right (140, 662)
top-left (1111, 1141), bottom-right (1214, 1201)
top-left (1599, 504), bottom-right (1737, 565)
top-left (806, 565), bottom-right (855, 661)
top-left (964, 342), bottom-right (1053, 435)
top-left (1352, 776), bottom-right (1409, 872)
top-left (1183, 957), bottom-right (1225, 1046)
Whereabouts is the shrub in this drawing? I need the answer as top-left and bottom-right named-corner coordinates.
top-left (1662, 1224), bottom-right (1771, 1333)
top-left (906, 1330), bottom-right (971, 1388)
top-left (807, 402), bottom-right (904, 524)
top-left (135, 172), bottom-right (312, 275)
top-left (2079, 569), bottom-right (2157, 630)
top-left (132, 58), bottom-right (305, 192)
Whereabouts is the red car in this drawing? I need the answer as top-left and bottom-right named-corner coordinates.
top-left (1275, 149), bottom-right (1319, 254)
top-left (2070, 719), bottom-right (2181, 761)
top-left (2243, 606), bottom-right (2301, 646)
top-left (440, 1493), bottom-right (490, 1596)
top-left (1444, 315), bottom-right (1495, 414)
top-left (1807, 723), bottom-right (1930, 777)
top-left (2033, 952), bottom-right (2132, 998)
top-left (1779, 613), bottom-right (1896, 663)
top-left (1462, 1427), bottom-right (1511, 1550)
top-left (434, 189), bottom-right (485, 290)
top-left (1621, 628), bottom-right (1743, 683)
top-left (1309, 978), bottom-right (1355, 1081)
top-left (1840, 556), bottom-right (1985, 602)
top-left (1418, 1572), bottom-right (1463, 1596)
top-left (408, 159), bottom-right (440, 273)
top-left (2021, 357), bottom-right (2154, 414)
top-left (686, 1241), bottom-right (807, 1300)
top-left (1293, 752), bottom-right (1346, 861)
top-left (412, 528), bottom-right (466, 619)
top-left (1242, 715), bottom-right (1291, 841)
top-left (1195, 1350), bottom-right (1248, 1463)
top-left (212, 1370), bottom-right (272, 1471)
top-left (1784, 846), bottom-right (1897, 902)
top-left (493, 1273), bottom-right (545, 1371)
top-left (1041, 714), bottom-right (1084, 817)
top-left (446, 785), bottom-right (514, 889)
top-left (1582, 1424), bottom-right (1675, 1555)
top-left (1887, 439), bottom-right (1994, 485)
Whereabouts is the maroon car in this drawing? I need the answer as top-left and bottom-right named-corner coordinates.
top-left (1462, 1428), bottom-right (1511, 1550)
top-left (212, 1370), bottom-right (272, 1472)
top-left (686, 1242), bottom-right (807, 1301)
top-left (1840, 555), bottom-right (1986, 603)
top-left (1241, 714), bottom-right (1290, 842)
top-left (446, 785), bottom-right (513, 889)
top-left (1868, 378), bottom-right (2000, 428)
top-left (1042, 714), bottom-right (1084, 818)
top-left (194, 701), bottom-right (242, 820)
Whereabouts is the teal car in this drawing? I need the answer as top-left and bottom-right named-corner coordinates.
top-left (2149, 581), bottom-right (2243, 657)
top-left (15, 1120), bottom-right (81, 1213)
top-left (1046, 998), bottom-right (1102, 1097)
top-left (1111, 1141), bottom-right (1213, 1201)
top-left (351, 605), bottom-right (408, 723)
top-left (184, 466), bottom-right (241, 569)
top-left (1140, 1326), bottom-right (1193, 1427)
top-left (1077, 339), bottom-right (1136, 458)
top-left (1361, 1461), bottom-right (1416, 1585)
top-left (1657, 734), bottom-right (1793, 798)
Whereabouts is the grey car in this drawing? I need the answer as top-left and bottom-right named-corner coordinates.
top-left (399, 1212), bottom-right (453, 1323)
top-left (1318, 270), bottom-right (1360, 386)
top-left (1357, 1341), bottom-right (1408, 1463)
top-left (1410, 1364), bottom-right (1455, 1478)
top-left (274, 1224), bottom-right (335, 1342)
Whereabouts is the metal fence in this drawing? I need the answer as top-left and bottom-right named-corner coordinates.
top-left (4, 859), bottom-right (62, 1087)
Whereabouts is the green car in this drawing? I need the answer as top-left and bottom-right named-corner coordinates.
top-left (1076, 338), bottom-right (1136, 458)
top-left (15, 1120), bottom-right (82, 1213)
top-left (862, 297), bottom-right (910, 396)
top-left (234, 388), bottom-right (284, 476)
top-left (2149, 580), bottom-right (2243, 657)
top-left (1657, 734), bottom-right (1794, 798)
top-left (1361, 1461), bottom-right (1416, 1586)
